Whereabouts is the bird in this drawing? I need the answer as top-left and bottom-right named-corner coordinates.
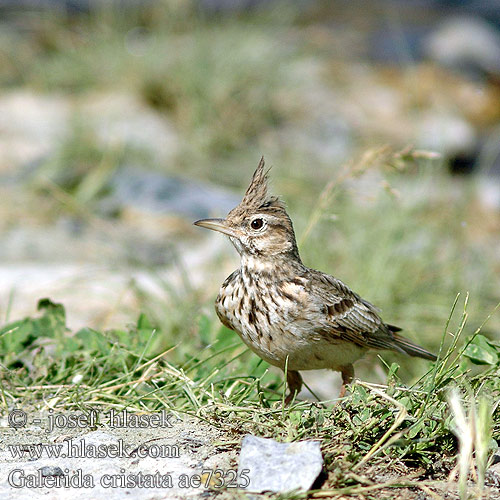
top-left (194, 157), bottom-right (436, 403)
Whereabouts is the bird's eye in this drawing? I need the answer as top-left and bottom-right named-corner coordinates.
top-left (250, 218), bottom-right (264, 230)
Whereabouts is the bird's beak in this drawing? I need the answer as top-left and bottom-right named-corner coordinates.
top-left (193, 218), bottom-right (240, 238)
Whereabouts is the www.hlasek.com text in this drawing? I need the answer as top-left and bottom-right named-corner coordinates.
top-left (8, 439), bottom-right (180, 460)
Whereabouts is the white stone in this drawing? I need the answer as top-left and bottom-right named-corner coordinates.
top-left (238, 435), bottom-right (323, 493)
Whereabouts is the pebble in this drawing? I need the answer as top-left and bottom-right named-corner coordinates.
top-left (39, 466), bottom-right (65, 477)
top-left (238, 434), bottom-right (323, 493)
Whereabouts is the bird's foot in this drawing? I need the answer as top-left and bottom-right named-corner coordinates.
top-left (284, 370), bottom-right (303, 405)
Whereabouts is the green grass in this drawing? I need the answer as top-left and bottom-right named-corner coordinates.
top-left (1, 293), bottom-right (499, 498)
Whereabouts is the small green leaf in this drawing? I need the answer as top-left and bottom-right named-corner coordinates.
top-left (463, 335), bottom-right (499, 365)
top-left (75, 327), bottom-right (110, 353)
top-left (136, 313), bottom-right (154, 331)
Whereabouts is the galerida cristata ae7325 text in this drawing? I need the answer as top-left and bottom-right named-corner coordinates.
top-left (194, 158), bottom-right (436, 403)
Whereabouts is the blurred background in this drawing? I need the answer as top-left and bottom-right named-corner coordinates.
top-left (1, 0), bottom-right (499, 395)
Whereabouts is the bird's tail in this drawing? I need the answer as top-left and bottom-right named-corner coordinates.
top-left (389, 327), bottom-right (437, 361)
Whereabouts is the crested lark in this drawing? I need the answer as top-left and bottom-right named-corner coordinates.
top-left (194, 158), bottom-right (436, 403)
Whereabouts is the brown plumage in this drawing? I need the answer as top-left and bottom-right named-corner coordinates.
top-left (194, 158), bottom-right (436, 403)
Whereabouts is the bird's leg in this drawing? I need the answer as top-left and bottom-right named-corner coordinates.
top-left (285, 370), bottom-right (303, 405)
top-left (338, 364), bottom-right (354, 398)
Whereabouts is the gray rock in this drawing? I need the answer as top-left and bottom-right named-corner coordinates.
top-left (39, 466), bottom-right (65, 477)
top-left (0, 90), bottom-right (178, 175)
top-left (477, 126), bottom-right (500, 178)
top-left (0, 418), bottom-right (235, 500)
top-left (475, 126), bottom-right (500, 210)
top-left (80, 92), bottom-right (179, 163)
top-left (487, 454), bottom-right (500, 488)
top-left (273, 116), bottom-right (353, 166)
top-left (238, 434), bottom-right (323, 493)
top-left (477, 177), bottom-right (500, 211)
top-left (423, 16), bottom-right (500, 79)
top-left (415, 111), bottom-right (477, 158)
top-left (0, 91), bottom-right (70, 173)
top-left (99, 165), bottom-right (241, 220)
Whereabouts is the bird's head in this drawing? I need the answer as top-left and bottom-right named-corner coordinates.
top-left (194, 157), bottom-right (301, 263)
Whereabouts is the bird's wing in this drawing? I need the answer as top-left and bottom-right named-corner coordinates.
top-left (304, 270), bottom-right (406, 353)
top-left (215, 270), bottom-right (239, 332)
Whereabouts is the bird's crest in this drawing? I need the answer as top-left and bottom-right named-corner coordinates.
top-left (240, 157), bottom-right (284, 210)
